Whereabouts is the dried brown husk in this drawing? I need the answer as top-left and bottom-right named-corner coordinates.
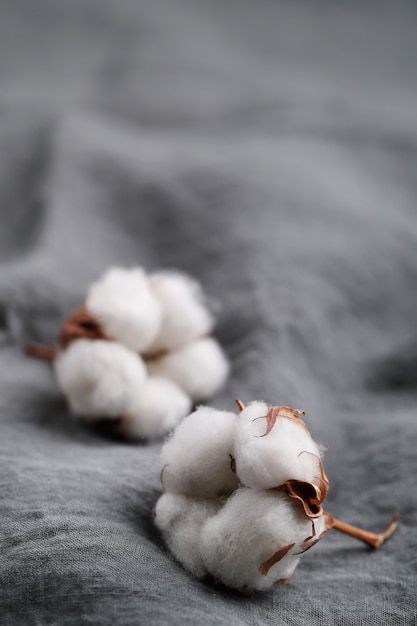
top-left (258, 542), bottom-right (295, 576)
top-left (253, 405), bottom-right (309, 437)
top-left (58, 306), bottom-right (106, 348)
top-left (278, 480), bottom-right (324, 518)
top-left (26, 306), bottom-right (107, 361)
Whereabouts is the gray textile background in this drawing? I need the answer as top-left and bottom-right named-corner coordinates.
top-left (1, 1), bottom-right (416, 624)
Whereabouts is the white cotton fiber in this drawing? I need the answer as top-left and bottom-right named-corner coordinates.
top-left (146, 337), bottom-right (229, 402)
top-left (54, 338), bottom-right (147, 417)
top-left (121, 377), bottom-right (192, 439)
top-left (154, 493), bottom-right (221, 578)
top-left (155, 397), bottom-right (336, 591)
top-left (147, 271), bottom-right (214, 352)
top-left (86, 267), bottom-right (162, 352)
top-left (201, 488), bottom-right (327, 591)
top-left (160, 406), bottom-right (239, 497)
top-left (234, 402), bottom-right (324, 491)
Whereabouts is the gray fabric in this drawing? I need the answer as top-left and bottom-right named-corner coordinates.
top-left (1, 1), bottom-right (416, 624)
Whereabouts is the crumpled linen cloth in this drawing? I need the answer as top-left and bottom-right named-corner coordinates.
top-left (0, 1), bottom-right (416, 624)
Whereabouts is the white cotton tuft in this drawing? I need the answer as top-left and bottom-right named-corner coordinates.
top-left (121, 377), bottom-right (192, 439)
top-left (146, 337), bottom-right (229, 402)
top-left (234, 402), bottom-right (324, 491)
top-left (200, 488), bottom-right (328, 591)
top-left (54, 338), bottom-right (147, 418)
top-left (160, 406), bottom-right (239, 497)
top-left (146, 271), bottom-right (214, 352)
top-left (86, 266), bottom-right (162, 352)
top-left (154, 493), bottom-right (221, 578)
top-left (155, 398), bottom-right (334, 591)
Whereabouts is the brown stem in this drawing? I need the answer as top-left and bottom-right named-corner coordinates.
top-left (26, 306), bottom-right (106, 361)
top-left (58, 306), bottom-right (106, 348)
top-left (235, 398), bottom-right (245, 411)
top-left (25, 342), bottom-right (57, 363)
top-left (331, 513), bottom-right (398, 549)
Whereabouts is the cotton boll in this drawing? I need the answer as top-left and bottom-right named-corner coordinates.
top-left (86, 267), bottom-right (162, 352)
top-left (146, 271), bottom-right (214, 352)
top-left (154, 493), bottom-right (222, 578)
top-left (54, 338), bottom-right (147, 418)
top-left (121, 377), bottom-right (192, 439)
top-left (201, 488), bottom-right (330, 591)
top-left (234, 402), bottom-right (325, 493)
top-left (161, 406), bottom-right (239, 498)
top-left (147, 337), bottom-right (229, 402)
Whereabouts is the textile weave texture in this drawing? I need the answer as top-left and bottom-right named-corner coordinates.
top-left (0, 1), bottom-right (416, 624)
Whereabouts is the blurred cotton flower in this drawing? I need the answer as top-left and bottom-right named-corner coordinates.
top-left (155, 399), bottom-right (397, 594)
top-left (26, 266), bottom-right (229, 438)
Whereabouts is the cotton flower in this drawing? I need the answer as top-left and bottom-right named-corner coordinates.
top-left (122, 377), bottom-right (192, 439)
top-left (233, 402), bottom-right (328, 514)
top-left (155, 493), bottom-right (222, 578)
top-left (147, 271), bottom-right (214, 352)
top-left (146, 337), bottom-right (230, 402)
top-left (160, 406), bottom-right (239, 497)
top-left (54, 338), bottom-right (147, 418)
top-left (154, 398), bottom-right (398, 594)
top-left (200, 488), bottom-right (334, 591)
top-left (26, 266), bottom-right (230, 439)
top-left (86, 267), bottom-right (162, 352)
